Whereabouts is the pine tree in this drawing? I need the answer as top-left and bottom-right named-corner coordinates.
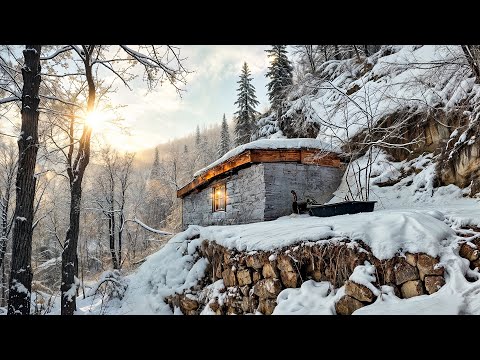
top-left (194, 125), bottom-right (208, 168)
top-left (218, 114), bottom-right (231, 156)
top-left (150, 147), bottom-right (161, 180)
top-left (265, 45), bottom-right (293, 113)
top-left (195, 125), bottom-right (201, 147)
top-left (234, 62), bottom-right (259, 146)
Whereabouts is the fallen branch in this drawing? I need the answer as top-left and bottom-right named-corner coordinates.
top-left (125, 217), bottom-right (173, 236)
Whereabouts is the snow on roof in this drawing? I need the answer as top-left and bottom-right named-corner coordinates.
top-left (194, 138), bottom-right (340, 177)
top-left (195, 209), bottom-right (455, 260)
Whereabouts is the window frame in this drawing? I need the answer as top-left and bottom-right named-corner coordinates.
top-left (212, 183), bottom-right (226, 212)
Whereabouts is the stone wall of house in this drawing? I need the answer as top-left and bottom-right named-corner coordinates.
top-left (263, 162), bottom-right (344, 221)
top-left (182, 164), bottom-right (266, 229)
top-left (166, 237), bottom-right (447, 315)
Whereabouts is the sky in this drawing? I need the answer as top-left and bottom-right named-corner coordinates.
top-left (104, 45), bottom-right (272, 152)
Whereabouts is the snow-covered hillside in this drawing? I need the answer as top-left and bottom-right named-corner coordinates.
top-left (9, 45), bottom-right (480, 317)
top-left (64, 149), bottom-right (480, 315)
top-left (258, 45), bottom-right (479, 146)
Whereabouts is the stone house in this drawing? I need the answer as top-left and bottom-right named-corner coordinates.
top-left (177, 139), bottom-right (344, 229)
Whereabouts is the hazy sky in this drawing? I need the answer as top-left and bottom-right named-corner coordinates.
top-left (106, 45), bottom-right (272, 152)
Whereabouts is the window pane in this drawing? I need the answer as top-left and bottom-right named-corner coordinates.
top-left (212, 184), bottom-right (226, 212)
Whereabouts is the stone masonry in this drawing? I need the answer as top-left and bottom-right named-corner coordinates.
top-left (166, 237), bottom-right (447, 315)
top-left (263, 162), bottom-right (343, 220)
top-left (182, 162), bottom-right (343, 229)
top-left (182, 164), bottom-right (266, 228)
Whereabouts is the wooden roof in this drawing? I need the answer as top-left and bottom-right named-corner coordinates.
top-left (176, 148), bottom-right (341, 198)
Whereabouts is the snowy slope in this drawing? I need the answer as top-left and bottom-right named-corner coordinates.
top-left (267, 149), bottom-right (480, 315)
top-left (73, 181), bottom-right (478, 316)
top-left (96, 147), bottom-right (479, 315)
top-left (258, 45), bottom-right (478, 146)
top-left (197, 210), bottom-right (454, 259)
top-left (329, 148), bottom-right (480, 227)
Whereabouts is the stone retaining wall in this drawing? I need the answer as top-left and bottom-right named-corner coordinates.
top-left (458, 226), bottom-right (480, 275)
top-left (166, 237), bottom-right (446, 315)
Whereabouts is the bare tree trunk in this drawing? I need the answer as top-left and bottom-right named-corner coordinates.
top-left (7, 45), bottom-right (42, 315)
top-left (61, 183), bottom-right (82, 314)
top-left (364, 45), bottom-right (369, 57)
top-left (109, 209), bottom-right (118, 269)
top-left (461, 45), bottom-right (480, 84)
top-left (61, 47), bottom-right (94, 315)
top-left (108, 163), bottom-right (118, 269)
top-left (305, 45), bottom-right (316, 74)
top-left (0, 192), bottom-right (10, 270)
top-left (1, 260), bottom-right (5, 306)
top-left (353, 46), bottom-right (361, 62)
top-left (334, 45), bottom-right (341, 60)
top-left (118, 209), bottom-right (124, 269)
top-left (81, 243), bottom-right (85, 300)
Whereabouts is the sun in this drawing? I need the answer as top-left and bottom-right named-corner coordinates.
top-left (85, 110), bottom-right (109, 130)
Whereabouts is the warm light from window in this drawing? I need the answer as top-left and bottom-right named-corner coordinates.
top-left (212, 184), bottom-right (226, 212)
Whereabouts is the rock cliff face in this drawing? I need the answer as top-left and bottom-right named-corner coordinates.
top-left (166, 239), bottom-right (446, 315)
top-left (347, 107), bottom-right (480, 197)
top-left (256, 45), bottom-right (480, 198)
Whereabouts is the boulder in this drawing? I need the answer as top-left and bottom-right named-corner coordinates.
top-left (214, 261), bottom-right (222, 281)
top-left (209, 301), bottom-right (220, 312)
top-left (417, 254), bottom-right (444, 280)
top-left (383, 259), bottom-right (397, 284)
top-left (180, 296), bottom-right (199, 312)
top-left (252, 271), bottom-right (262, 283)
top-left (280, 270), bottom-right (298, 288)
top-left (222, 268), bottom-right (237, 287)
top-left (424, 275), bottom-right (445, 294)
top-left (223, 251), bottom-right (233, 266)
top-left (459, 243), bottom-right (480, 262)
top-left (200, 241), bottom-right (209, 257)
top-left (345, 280), bottom-right (375, 303)
top-left (241, 296), bottom-right (257, 313)
top-left (262, 262), bottom-right (279, 279)
top-left (253, 278), bottom-right (282, 299)
top-left (472, 259), bottom-right (480, 270)
top-left (258, 298), bottom-right (276, 315)
top-left (400, 280), bottom-right (425, 298)
top-left (310, 269), bottom-right (323, 282)
top-left (237, 255), bottom-right (247, 267)
top-left (237, 269), bottom-right (252, 286)
top-left (394, 259), bottom-right (419, 285)
top-left (246, 253), bottom-right (267, 269)
top-left (335, 295), bottom-right (364, 315)
top-left (227, 306), bottom-right (238, 315)
top-left (215, 308), bottom-right (223, 315)
top-left (277, 254), bottom-right (295, 272)
top-left (239, 285), bottom-right (250, 297)
top-left (405, 253), bottom-right (418, 267)
top-left (473, 238), bottom-right (480, 248)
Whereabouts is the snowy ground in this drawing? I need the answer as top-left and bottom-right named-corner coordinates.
top-left (272, 150), bottom-right (480, 315)
top-left (16, 149), bottom-right (480, 316)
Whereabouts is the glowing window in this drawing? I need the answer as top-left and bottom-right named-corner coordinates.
top-left (212, 184), bottom-right (226, 212)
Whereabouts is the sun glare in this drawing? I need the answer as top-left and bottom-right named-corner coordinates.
top-left (85, 110), bottom-right (108, 130)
